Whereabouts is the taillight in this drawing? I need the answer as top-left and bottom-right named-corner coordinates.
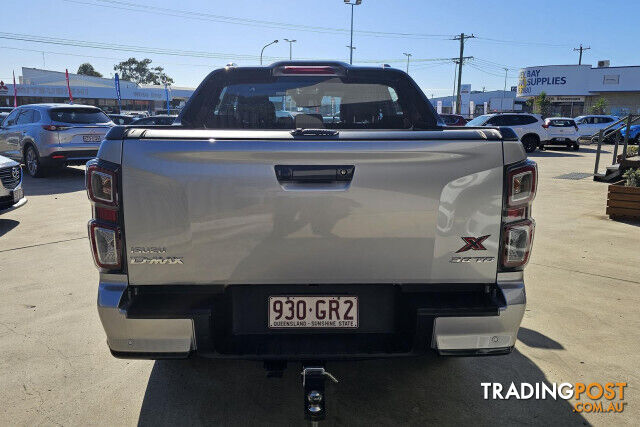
top-left (542, 123), bottom-right (549, 129)
top-left (500, 160), bottom-right (537, 270)
top-left (89, 221), bottom-right (122, 269)
top-left (42, 125), bottom-right (70, 131)
top-left (86, 164), bottom-right (118, 207)
top-left (86, 159), bottom-right (122, 271)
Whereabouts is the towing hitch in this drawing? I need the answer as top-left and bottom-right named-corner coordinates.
top-left (301, 366), bottom-right (339, 424)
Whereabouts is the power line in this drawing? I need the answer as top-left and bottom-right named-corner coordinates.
top-left (60, 0), bottom-right (454, 40)
top-left (0, 33), bottom-right (466, 66)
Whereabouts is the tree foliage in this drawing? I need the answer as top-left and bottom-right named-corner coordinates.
top-left (591, 97), bottom-right (608, 114)
top-left (533, 91), bottom-right (552, 117)
top-left (77, 63), bottom-right (103, 77)
top-left (113, 58), bottom-right (174, 85)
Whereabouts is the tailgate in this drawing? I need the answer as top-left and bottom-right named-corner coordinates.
top-left (121, 133), bottom-right (504, 285)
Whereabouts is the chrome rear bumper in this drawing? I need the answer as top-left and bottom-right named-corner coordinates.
top-left (97, 273), bottom-right (526, 359)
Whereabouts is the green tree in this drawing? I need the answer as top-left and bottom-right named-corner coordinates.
top-left (534, 92), bottom-right (552, 117)
top-left (113, 58), bottom-right (174, 85)
top-left (591, 97), bottom-right (608, 114)
top-left (77, 63), bottom-right (103, 77)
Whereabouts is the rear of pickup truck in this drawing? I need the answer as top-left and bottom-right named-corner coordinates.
top-left (87, 62), bottom-right (536, 360)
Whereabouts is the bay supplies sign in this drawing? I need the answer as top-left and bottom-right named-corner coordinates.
top-left (517, 65), bottom-right (589, 97)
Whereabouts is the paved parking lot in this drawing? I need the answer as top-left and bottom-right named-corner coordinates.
top-left (1, 146), bottom-right (638, 426)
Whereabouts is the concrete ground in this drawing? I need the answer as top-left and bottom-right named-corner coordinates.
top-left (1, 146), bottom-right (638, 426)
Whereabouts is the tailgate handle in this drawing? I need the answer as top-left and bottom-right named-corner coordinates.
top-left (275, 165), bottom-right (355, 183)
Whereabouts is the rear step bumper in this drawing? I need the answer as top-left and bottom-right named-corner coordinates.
top-left (97, 274), bottom-right (525, 359)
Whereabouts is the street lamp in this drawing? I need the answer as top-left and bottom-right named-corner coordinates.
top-left (283, 39), bottom-right (297, 60)
top-left (260, 39), bottom-right (279, 65)
top-left (344, 0), bottom-right (363, 65)
top-left (346, 45), bottom-right (356, 62)
top-left (403, 52), bottom-right (412, 74)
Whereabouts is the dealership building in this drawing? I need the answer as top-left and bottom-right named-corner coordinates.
top-left (0, 67), bottom-right (194, 113)
top-left (517, 63), bottom-right (640, 117)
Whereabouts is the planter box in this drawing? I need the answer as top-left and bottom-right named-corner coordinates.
top-left (607, 184), bottom-right (640, 219)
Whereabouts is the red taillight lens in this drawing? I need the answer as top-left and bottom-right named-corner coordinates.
top-left (281, 66), bottom-right (337, 75)
top-left (86, 159), bottom-right (122, 271)
top-left (42, 125), bottom-right (70, 131)
top-left (88, 221), bottom-right (122, 269)
top-left (502, 220), bottom-right (535, 268)
top-left (86, 164), bottom-right (118, 207)
top-left (507, 163), bottom-right (537, 207)
top-left (542, 123), bottom-right (549, 129)
top-left (501, 160), bottom-right (537, 270)
top-left (95, 206), bottom-right (118, 222)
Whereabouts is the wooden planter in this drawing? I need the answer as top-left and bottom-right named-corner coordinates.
top-left (607, 184), bottom-right (640, 219)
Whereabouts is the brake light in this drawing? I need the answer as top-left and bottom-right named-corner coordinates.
top-left (500, 160), bottom-right (537, 270)
top-left (86, 159), bottom-right (122, 271)
top-left (42, 125), bottom-right (70, 131)
top-left (89, 222), bottom-right (122, 269)
top-left (542, 123), bottom-right (549, 129)
top-left (86, 164), bottom-right (117, 207)
top-left (502, 220), bottom-right (535, 268)
top-left (507, 163), bottom-right (537, 206)
top-left (281, 66), bottom-right (337, 75)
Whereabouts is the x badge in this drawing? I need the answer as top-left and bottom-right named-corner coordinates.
top-left (456, 235), bottom-right (490, 253)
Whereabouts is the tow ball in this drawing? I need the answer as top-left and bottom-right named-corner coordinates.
top-left (301, 366), bottom-right (339, 424)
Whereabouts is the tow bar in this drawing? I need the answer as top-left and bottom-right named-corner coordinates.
top-left (301, 366), bottom-right (339, 424)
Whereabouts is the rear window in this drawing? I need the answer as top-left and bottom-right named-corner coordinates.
top-left (466, 115), bottom-right (492, 126)
top-left (48, 108), bottom-right (110, 124)
top-left (181, 69), bottom-right (438, 130)
top-left (549, 119), bottom-right (575, 127)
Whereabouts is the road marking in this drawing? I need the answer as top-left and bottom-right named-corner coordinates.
top-left (0, 236), bottom-right (87, 253)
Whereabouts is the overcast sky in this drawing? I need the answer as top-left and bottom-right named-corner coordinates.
top-left (0, 0), bottom-right (635, 96)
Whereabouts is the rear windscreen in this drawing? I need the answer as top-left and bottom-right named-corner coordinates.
top-left (49, 108), bottom-right (110, 124)
top-left (549, 119), bottom-right (575, 127)
top-left (181, 71), bottom-right (438, 130)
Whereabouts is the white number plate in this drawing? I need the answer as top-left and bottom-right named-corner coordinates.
top-left (13, 187), bottom-right (23, 203)
top-left (268, 296), bottom-right (358, 329)
top-left (82, 135), bottom-right (102, 142)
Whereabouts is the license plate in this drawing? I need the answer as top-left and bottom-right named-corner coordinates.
top-left (268, 296), bottom-right (358, 329)
top-left (13, 187), bottom-right (23, 203)
top-left (82, 135), bottom-right (102, 142)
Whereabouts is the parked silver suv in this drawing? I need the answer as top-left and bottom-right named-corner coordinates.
top-left (0, 104), bottom-right (113, 177)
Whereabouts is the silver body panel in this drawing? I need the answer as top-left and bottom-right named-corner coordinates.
top-left (95, 126), bottom-right (530, 357)
top-left (120, 130), bottom-right (515, 286)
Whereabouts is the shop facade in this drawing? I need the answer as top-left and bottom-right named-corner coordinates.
top-left (517, 64), bottom-right (640, 117)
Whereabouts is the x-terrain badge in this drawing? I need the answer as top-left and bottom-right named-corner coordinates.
top-left (456, 235), bottom-right (490, 253)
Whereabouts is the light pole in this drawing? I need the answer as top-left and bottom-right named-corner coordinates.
top-left (344, 0), bottom-right (362, 65)
top-left (346, 45), bottom-right (356, 62)
top-left (283, 39), bottom-right (297, 60)
top-left (403, 52), bottom-right (412, 74)
top-left (260, 39), bottom-right (279, 65)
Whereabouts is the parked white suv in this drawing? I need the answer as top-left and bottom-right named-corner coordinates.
top-left (574, 115), bottom-right (619, 141)
top-left (466, 113), bottom-right (546, 153)
top-left (541, 117), bottom-right (579, 151)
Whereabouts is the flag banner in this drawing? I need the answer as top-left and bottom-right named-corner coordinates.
top-left (114, 73), bottom-right (122, 113)
top-left (12, 70), bottom-right (17, 107)
top-left (65, 69), bottom-right (73, 104)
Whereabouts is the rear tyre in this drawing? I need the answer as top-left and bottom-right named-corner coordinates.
top-left (24, 145), bottom-right (47, 178)
top-left (521, 135), bottom-right (539, 153)
top-left (572, 143), bottom-right (580, 151)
